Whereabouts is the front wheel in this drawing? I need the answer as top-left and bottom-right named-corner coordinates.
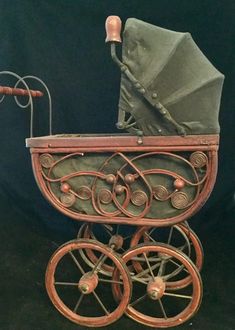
top-left (112, 243), bottom-right (203, 328)
top-left (45, 239), bottom-right (132, 327)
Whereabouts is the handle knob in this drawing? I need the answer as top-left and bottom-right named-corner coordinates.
top-left (105, 16), bottom-right (122, 43)
top-left (0, 86), bottom-right (43, 97)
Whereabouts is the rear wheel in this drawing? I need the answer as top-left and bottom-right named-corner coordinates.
top-left (130, 224), bottom-right (203, 289)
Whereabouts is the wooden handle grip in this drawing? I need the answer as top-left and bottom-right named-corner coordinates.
top-left (0, 86), bottom-right (43, 97)
top-left (105, 16), bottom-right (122, 43)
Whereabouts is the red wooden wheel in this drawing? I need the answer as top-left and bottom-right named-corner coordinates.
top-left (45, 239), bottom-right (132, 327)
top-left (112, 243), bottom-right (202, 328)
top-left (130, 224), bottom-right (203, 289)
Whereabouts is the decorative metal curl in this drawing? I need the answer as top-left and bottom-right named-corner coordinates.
top-left (39, 150), bottom-right (210, 220)
top-left (0, 71), bottom-right (52, 136)
top-left (190, 151), bottom-right (208, 168)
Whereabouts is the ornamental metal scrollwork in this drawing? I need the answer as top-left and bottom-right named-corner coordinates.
top-left (39, 150), bottom-right (209, 220)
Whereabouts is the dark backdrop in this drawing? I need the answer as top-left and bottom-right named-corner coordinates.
top-left (0, 1), bottom-right (234, 330)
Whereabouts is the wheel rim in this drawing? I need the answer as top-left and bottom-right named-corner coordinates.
top-left (130, 224), bottom-right (203, 289)
top-left (112, 243), bottom-right (202, 328)
top-left (46, 239), bottom-right (132, 327)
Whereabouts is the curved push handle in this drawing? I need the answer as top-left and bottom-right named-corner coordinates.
top-left (105, 16), bottom-right (122, 43)
top-left (0, 85), bottom-right (43, 97)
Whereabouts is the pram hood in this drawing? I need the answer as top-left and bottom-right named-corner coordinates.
top-left (118, 18), bottom-right (224, 136)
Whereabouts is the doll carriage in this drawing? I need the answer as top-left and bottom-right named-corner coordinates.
top-left (1, 16), bottom-right (224, 328)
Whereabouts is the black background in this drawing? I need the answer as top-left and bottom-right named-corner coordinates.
top-left (0, 1), bottom-right (234, 329)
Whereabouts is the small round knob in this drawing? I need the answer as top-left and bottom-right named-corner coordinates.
top-left (124, 174), bottom-right (135, 184)
top-left (115, 185), bottom-right (125, 195)
top-left (60, 183), bottom-right (71, 193)
top-left (105, 16), bottom-right (122, 43)
top-left (106, 174), bottom-right (116, 184)
top-left (116, 122), bottom-right (124, 129)
top-left (173, 179), bottom-right (185, 190)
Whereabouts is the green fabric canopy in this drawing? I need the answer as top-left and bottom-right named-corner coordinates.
top-left (118, 18), bottom-right (224, 136)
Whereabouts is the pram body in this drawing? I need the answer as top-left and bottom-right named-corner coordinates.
top-left (26, 134), bottom-right (218, 227)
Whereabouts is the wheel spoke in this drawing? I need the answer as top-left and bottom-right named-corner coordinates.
top-left (132, 256), bottom-right (160, 262)
top-left (144, 231), bottom-right (157, 243)
top-left (123, 234), bottom-right (133, 241)
top-left (158, 299), bottom-right (168, 319)
top-left (143, 253), bottom-right (155, 280)
top-left (168, 259), bottom-right (189, 274)
top-left (164, 292), bottom-right (192, 300)
top-left (130, 293), bottom-right (148, 307)
top-left (92, 290), bottom-right (110, 315)
top-left (102, 224), bottom-right (112, 237)
top-left (131, 275), bottom-right (148, 285)
top-left (69, 251), bottom-right (85, 274)
top-left (157, 259), bottom-right (166, 277)
top-left (149, 228), bottom-right (157, 236)
top-left (99, 278), bottom-right (123, 285)
top-left (91, 253), bottom-right (108, 275)
top-left (55, 281), bottom-right (78, 286)
top-left (178, 243), bottom-right (188, 252)
top-left (167, 227), bottom-right (174, 245)
top-left (73, 293), bottom-right (84, 313)
top-left (134, 262), bottom-right (161, 279)
top-left (163, 264), bottom-right (185, 280)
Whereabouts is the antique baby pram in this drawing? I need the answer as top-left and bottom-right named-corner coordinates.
top-left (0, 16), bottom-right (224, 328)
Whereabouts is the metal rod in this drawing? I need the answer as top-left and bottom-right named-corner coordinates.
top-left (158, 299), bottom-right (168, 319)
top-left (73, 294), bottom-right (84, 313)
top-left (132, 256), bottom-right (160, 262)
top-left (164, 292), bottom-right (193, 300)
top-left (92, 291), bottom-right (110, 315)
top-left (167, 227), bottom-right (174, 245)
top-left (91, 253), bottom-right (108, 275)
top-left (69, 251), bottom-right (85, 275)
top-left (144, 231), bottom-right (157, 243)
top-left (131, 276), bottom-right (148, 285)
top-left (134, 262), bottom-right (161, 279)
top-left (130, 294), bottom-right (148, 307)
top-left (55, 282), bottom-right (78, 286)
top-left (143, 253), bottom-right (155, 280)
top-left (157, 259), bottom-right (166, 277)
top-left (163, 264), bottom-right (185, 280)
top-left (168, 259), bottom-right (189, 274)
top-left (99, 278), bottom-right (123, 285)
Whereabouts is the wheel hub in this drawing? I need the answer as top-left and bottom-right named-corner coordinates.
top-left (147, 277), bottom-right (166, 300)
top-left (78, 272), bottom-right (98, 294)
top-left (109, 234), bottom-right (124, 250)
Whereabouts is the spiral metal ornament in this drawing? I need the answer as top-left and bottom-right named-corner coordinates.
top-left (60, 193), bottom-right (76, 207)
top-left (99, 189), bottom-right (113, 204)
top-left (39, 153), bottom-right (54, 168)
top-left (131, 190), bottom-right (148, 206)
top-left (190, 151), bottom-right (208, 168)
top-left (171, 191), bottom-right (189, 209)
top-left (153, 185), bottom-right (169, 201)
top-left (76, 186), bottom-right (92, 200)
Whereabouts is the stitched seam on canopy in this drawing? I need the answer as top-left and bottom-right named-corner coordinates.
top-left (163, 75), bottom-right (224, 107)
top-left (146, 32), bottom-right (190, 89)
